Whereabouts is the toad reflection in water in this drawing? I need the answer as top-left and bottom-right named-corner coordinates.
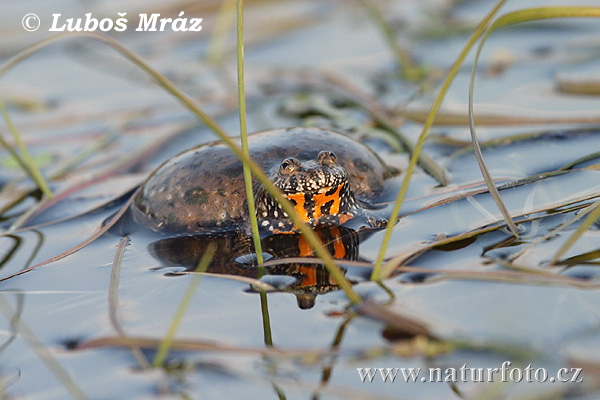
top-left (149, 226), bottom-right (366, 309)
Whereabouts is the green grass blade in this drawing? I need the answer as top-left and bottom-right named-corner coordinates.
top-left (488, 6), bottom-right (600, 30)
top-left (371, 0), bottom-right (508, 280)
top-left (259, 289), bottom-right (285, 399)
top-left (507, 199), bottom-right (596, 263)
top-left (0, 109), bottom-right (30, 173)
top-left (551, 200), bottom-right (600, 265)
top-left (0, 100), bottom-right (53, 199)
top-left (467, 5), bottom-right (600, 247)
top-left (357, 0), bottom-right (424, 81)
top-left (207, 0), bottom-right (236, 65)
top-left (0, 32), bottom-right (360, 304)
top-left (558, 151), bottom-right (600, 171)
top-left (153, 242), bottom-right (217, 368)
top-left (237, 0), bottom-right (264, 267)
top-left (366, 106), bottom-right (447, 185)
top-left (467, 35), bottom-right (519, 237)
top-left (260, 291), bottom-right (274, 346)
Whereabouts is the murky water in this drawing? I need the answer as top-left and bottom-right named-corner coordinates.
top-left (1, 1), bottom-right (600, 399)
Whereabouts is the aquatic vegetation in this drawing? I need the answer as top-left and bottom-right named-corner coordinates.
top-left (1, 1), bottom-right (600, 399)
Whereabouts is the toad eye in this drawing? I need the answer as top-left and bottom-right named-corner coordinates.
top-left (317, 151), bottom-right (337, 166)
top-left (279, 158), bottom-right (301, 175)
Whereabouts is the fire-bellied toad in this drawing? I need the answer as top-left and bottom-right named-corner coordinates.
top-left (133, 127), bottom-right (397, 235)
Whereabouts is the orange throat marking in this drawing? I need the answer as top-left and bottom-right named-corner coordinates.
top-left (286, 192), bottom-right (309, 222)
top-left (279, 183), bottom-right (353, 234)
top-left (312, 183), bottom-right (343, 219)
top-left (286, 183), bottom-right (344, 224)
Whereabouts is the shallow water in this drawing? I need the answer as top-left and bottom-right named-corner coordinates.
top-left (1, 1), bottom-right (600, 399)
